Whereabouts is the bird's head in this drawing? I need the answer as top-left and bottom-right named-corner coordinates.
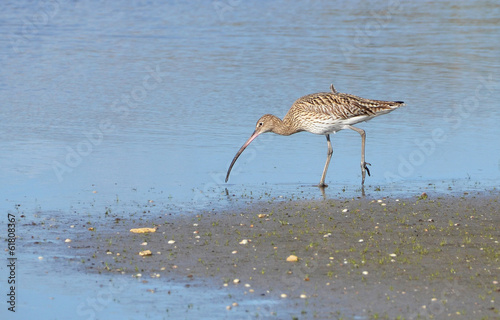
top-left (253, 114), bottom-right (279, 135)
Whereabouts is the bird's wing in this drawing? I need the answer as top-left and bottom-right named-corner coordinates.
top-left (295, 92), bottom-right (380, 120)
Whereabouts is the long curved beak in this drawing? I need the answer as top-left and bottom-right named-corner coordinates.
top-left (225, 130), bottom-right (261, 183)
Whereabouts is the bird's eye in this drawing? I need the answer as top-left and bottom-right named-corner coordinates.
top-left (259, 122), bottom-right (263, 126)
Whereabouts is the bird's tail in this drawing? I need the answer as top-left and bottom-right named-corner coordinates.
top-left (369, 100), bottom-right (404, 116)
top-left (383, 100), bottom-right (405, 110)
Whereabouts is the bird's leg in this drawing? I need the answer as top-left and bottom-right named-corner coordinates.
top-left (346, 125), bottom-right (371, 185)
top-left (318, 134), bottom-right (333, 188)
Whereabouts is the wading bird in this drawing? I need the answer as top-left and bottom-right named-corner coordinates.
top-left (225, 84), bottom-right (404, 187)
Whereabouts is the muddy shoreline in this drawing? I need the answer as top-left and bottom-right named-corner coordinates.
top-left (65, 191), bottom-right (500, 319)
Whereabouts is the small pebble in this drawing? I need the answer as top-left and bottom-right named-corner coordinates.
top-left (358, 239), bottom-right (364, 243)
top-left (65, 239), bottom-right (72, 243)
top-left (38, 256), bottom-right (43, 260)
top-left (239, 239), bottom-right (248, 245)
top-left (226, 305), bottom-right (231, 310)
top-left (232, 302), bottom-right (238, 307)
top-left (70, 225), bottom-right (75, 228)
top-left (141, 242), bottom-right (148, 246)
top-left (130, 228), bottom-right (156, 234)
top-left (244, 284), bottom-right (251, 287)
top-left (233, 279), bottom-right (240, 284)
top-left (168, 240), bottom-right (176, 244)
top-left (232, 250), bottom-right (238, 254)
top-left (342, 208), bottom-right (349, 213)
top-left (139, 250), bottom-right (152, 256)
top-left (362, 271), bottom-right (369, 275)
top-left (286, 255), bottom-right (298, 262)
top-left (280, 294), bottom-right (287, 298)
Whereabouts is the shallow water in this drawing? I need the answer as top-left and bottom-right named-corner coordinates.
top-left (1, 0), bottom-right (499, 318)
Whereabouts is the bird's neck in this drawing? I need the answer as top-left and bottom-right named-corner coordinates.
top-left (270, 114), bottom-right (300, 136)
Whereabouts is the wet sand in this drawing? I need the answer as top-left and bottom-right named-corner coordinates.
top-left (66, 191), bottom-right (500, 319)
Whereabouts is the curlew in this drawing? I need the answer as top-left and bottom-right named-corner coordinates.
top-left (225, 84), bottom-right (404, 187)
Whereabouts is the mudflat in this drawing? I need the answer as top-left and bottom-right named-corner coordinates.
top-left (73, 191), bottom-right (500, 319)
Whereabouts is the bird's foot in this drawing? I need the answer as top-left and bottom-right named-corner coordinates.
top-left (317, 183), bottom-right (328, 188)
top-left (361, 162), bottom-right (371, 185)
top-left (362, 162), bottom-right (371, 177)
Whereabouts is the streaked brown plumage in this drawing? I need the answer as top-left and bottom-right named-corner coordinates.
top-left (225, 84), bottom-right (404, 187)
